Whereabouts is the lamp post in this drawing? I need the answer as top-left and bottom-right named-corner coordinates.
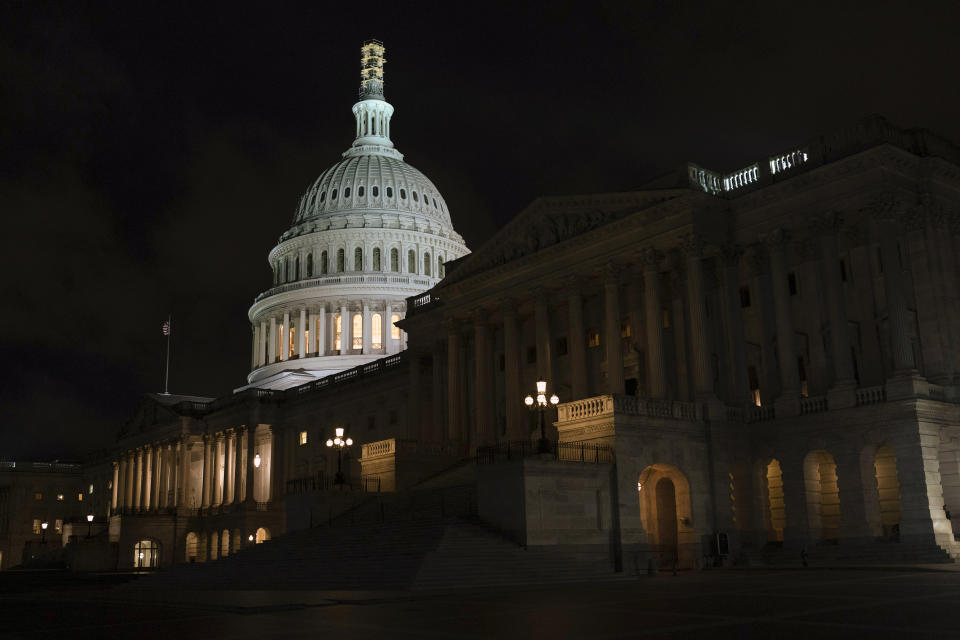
top-left (40, 521), bottom-right (48, 545)
top-left (524, 380), bottom-right (560, 454)
top-left (86, 514), bottom-right (94, 538)
top-left (325, 427), bottom-right (353, 487)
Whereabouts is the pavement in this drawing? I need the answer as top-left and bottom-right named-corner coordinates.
top-left (3, 567), bottom-right (960, 638)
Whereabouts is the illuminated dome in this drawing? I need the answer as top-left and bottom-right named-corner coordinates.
top-left (243, 39), bottom-right (469, 390)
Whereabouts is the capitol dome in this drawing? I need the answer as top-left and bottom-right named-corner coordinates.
top-left (243, 40), bottom-right (469, 390)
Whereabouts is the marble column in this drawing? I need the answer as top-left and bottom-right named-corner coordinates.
top-left (534, 291), bottom-right (552, 384)
top-left (316, 306), bottom-right (326, 355)
top-left (503, 299), bottom-right (524, 437)
top-left (362, 301), bottom-right (372, 354)
top-left (766, 230), bottom-right (800, 414)
top-left (245, 427), bottom-right (257, 503)
top-left (566, 282), bottom-right (588, 400)
top-left (125, 452), bottom-right (134, 508)
top-left (225, 431), bottom-right (236, 505)
top-left (201, 436), bottom-right (212, 509)
top-left (298, 307), bottom-right (306, 358)
top-left (280, 312), bottom-right (290, 361)
top-left (641, 249), bottom-right (666, 398)
top-left (384, 302), bottom-right (394, 354)
top-left (258, 321), bottom-right (267, 366)
top-left (251, 325), bottom-right (259, 369)
top-left (681, 235), bottom-right (713, 397)
top-left (340, 302), bottom-right (350, 353)
top-left (236, 428), bottom-right (248, 504)
top-left (474, 309), bottom-right (493, 447)
top-left (308, 311), bottom-right (318, 355)
top-left (178, 439), bottom-right (190, 508)
top-left (447, 320), bottom-right (462, 443)
top-left (143, 445), bottom-right (153, 510)
top-left (215, 434), bottom-right (225, 506)
top-left (111, 461), bottom-right (119, 510)
top-left (815, 215), bottom-right (857, 406)
top-left (603, 266), bottom-right (624, 395)
top-left (133, 449), bottom-right (143, 511)
top-left (720, 245), bottom-right (750, 405)
top-left (268, 317), bottom-right (277, 363)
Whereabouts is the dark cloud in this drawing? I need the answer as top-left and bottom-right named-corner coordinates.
top-left (0, 0), bottom-right (956, 460)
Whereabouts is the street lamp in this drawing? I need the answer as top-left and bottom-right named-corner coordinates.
top-left (86, 514), bottom-right (94, 538)
top-left (40, 521), bottom-right (48, 545)
top-left (325, 427), bottom-right (353, 487)
top-left (525, 380), bottom-right (560, 454)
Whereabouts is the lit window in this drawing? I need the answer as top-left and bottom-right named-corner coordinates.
top-left (587, 330), bottom-right (600, 348)
top-left (35, 492), bottom-right (43, 501)
top-left (77, 493), bottom-right (83, 502)
top-left (88, 483), bottom-right (94, 494)
top-left (371, 314), bottom-right (383, 349)
top-left (33, 519), bottom-right (42, 534)
top-left (299, 431), bottom-right (308, 446)
top-left (56, 494), bottom-right (64, 501)
top-left (391, 314), bottom-right (401, 340)
top-left (620, 321), bottom-right (631, 338)
top-left (352, 313), bottom-right (363, 350)
top-left (55, 519), bottom-right (63, 533)
top-left (335, 314), bottom-right (342, 351)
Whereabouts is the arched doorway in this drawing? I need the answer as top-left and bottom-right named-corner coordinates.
top-left (255, 527), bottom-right (270, 544)
top-left (637, 464), bottom-right (694, 568)
top-left (232, 529), bottom-right (242, 553)
top-left (209, 531), bottom-right (219, 560)
top-left (804, 450), bottom-right (841, 541)
top-left (185, 532), bottom-right (199, 562)
top-left (874, 445), bottom-right (902, 539)
top-left (134, 539), bottom-right (160, 568)
top-left (765, 459), bottom-right (786, 543)
top-left (221, 529), bottom-right (230, 557)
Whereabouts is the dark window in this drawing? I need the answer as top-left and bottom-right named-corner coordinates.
top-left (373, 247), bottom-right (381, 271)
top-left (498, 354), bottom-right (505, 371)
top-left (386, 186), bottom-right (393, 198)
top-left (527, 346), bottom-right (537, 364)
top-left (788, 272), bottom-right (798, 296)
top-left (400, 188), bottom-right (406, 200)
top-left (344, 187), bottom-right (351, 198)
top-left (295, 256), bottom-right (300, 280)
top-left (320, 191), bottom-right (326, 202)
top-left (372, 186), bottom-right (379, 197)
top-left (625, 378), bottom-right (638, 396)
top-left (433, 198), bottom-right (438, 208)
top-left (839, 260), bottom-right (847, 282)
top-left (412, 191), bottom-right (418, 202)
top-left (739, 286), bottom-right (751, 308)
top-left (555, 337), bottom-right (568, 356)
top-left (321, 251), bottom-right (328, 274)
top-left (331, 189), bottom-right (337, 200)
top-left (337, 249), bottom-right (345, 272)
top-left (307, 254), bottom-right (313, 277)
top-left (358, 186), bottom-right (365, 197)
top-left (355, 247), bottom-right (363, 271)
top-left (424, 252), bottom-right (431, 276)
top-left (391, 248), bottom-right (399, 272)
top-left (408, 249), bottom-right (416, 273)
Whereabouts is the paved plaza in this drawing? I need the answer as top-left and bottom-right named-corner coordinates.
top-left (2, 568), bottom-right (960, 638)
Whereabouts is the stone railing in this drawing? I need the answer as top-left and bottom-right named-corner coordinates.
top-left (361, 438), bottom-right (396, 459)
top-left (723, 163), bottom-right (760, 191)
top-left (254, 273), bottom-right (435, 303)
top-left (406, 290), bottom-right (443, 317)
top-left (855, 385), bottom-right (886, 406)
top-left (769, 148), bottom-right (809, 175)
top-left (800, 395), bottom-right (828, 415)
top-left (558, 394), bottom-right (698, 423)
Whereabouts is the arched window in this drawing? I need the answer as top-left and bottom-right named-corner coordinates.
top-left (408, 250), bottom-right (416, 273)
top-left (319, 191), bottom-right (326, 202)
top-left (294, 256), bottom-right (300, 280)
top-left (184, 532), bottom-right (198, 562)
top-left (352, 313), bottom-right (363, 350)
top-left (424, 252), bottom-right (431, 276)
top-left (337, 249), bottom-right (345, 272)
top-left (373, 247), bottom-right (381, 271)
top-left (354, 247), bottom-right (363, 272)
top-left (334, 314), bottom-right (342, 351)
top-left (390, 248), bottom-right (399, 272)
top-left (255, 527), bottom-right (270, 544)
top-left (391, 314), bottom-right (401, 340)
top-left (306, 253), bottom-right (313, 277)
top-left (134, 539), bottom-right (159, 568)
top-left (386, 186), bottom-right (393, 198)
top-left (438, 256), bottom-right (444, 278)
top-left (372, 185), bottom-right (379, 197)
top-left (331, 188), bottom-right (338, 200)
top-left (221, 529), bottom-right (230, 557)
top-left (412, 191), bottom-right (418, 202)
top-left (344, 187), bottom-right (351, 198)
top-left (400, 188), bottom-right (406, 200)
top-left (321, 251), bottom-right (328, 274)
top-left (358, 186), bottom-right (365, 197)
top-left (372, 313), bottom-right (383, 349)
top-left (433, 197), bottom-right (438, 208)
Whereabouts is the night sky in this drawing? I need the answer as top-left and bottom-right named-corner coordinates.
top-left (1, 1), bottom-right (956, 461)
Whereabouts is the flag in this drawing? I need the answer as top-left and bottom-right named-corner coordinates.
top-left (162, 320), bottom-right (171, 336)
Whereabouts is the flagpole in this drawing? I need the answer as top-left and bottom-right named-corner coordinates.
top-left (164, 314), bottom-right (171, 395)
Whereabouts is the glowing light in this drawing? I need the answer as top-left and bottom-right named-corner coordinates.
top-left (326, 439), bottom-right (334, 447)
top-left (253, 454), bottom-right (261, 468)
top-left (550, 394), bottom-right (560, 405)
top-left (346, 438), bottom-right (353, 446)
top-left (41, 522), bottom-right (48, 530)
top-left (248, 534), bottom-right (254, 542)
top-left (335, 427), bottom-right (345, 438)
top-left (524, 396), bottom-right (534, 406)
top-left (86, 514), bottom-right (94, 523)
top-left (537, 394), bottom-right (546, 405)
top-left (536, 380), bottom-right (547, 394)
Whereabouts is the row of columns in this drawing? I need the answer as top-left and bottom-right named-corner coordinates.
top-left (252, 303), bottom-right (407, 369)
top-left (274, 243), bottom-right (443, 286)
top-left (111, 426), bottom-right (267, 512)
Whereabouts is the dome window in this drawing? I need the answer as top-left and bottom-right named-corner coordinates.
top-left (337, 249), bottom-right (345, 273)
top-left (400, 188), bottom-right (407, 200)
top-left (354, 248), bottom-right (363, 272)
top-left (344, 187), bottom-right (351, 198)
top-left (373, 247), bottom-right (382, 271)
top-left (408, 249), bottom-right (416, 274)
top-left (386, 186), bottom-right (393, 198)
top-left (412, 191), bottom-right (418, 202)
top-left (372, 186), bottom-right (379, 197)
top-left (358, 186), bottom-right (365, 197)
top-left (331, 189), bottom-right (338, 200)
top-left (307, 253), bottom-right (313, 277)
top-left (390, 248), bottom-right (399, 272)
top-left (320, 191), bottom-right (326, 203)
top-left (433, 198), bottom-right (438, 208)
top-left (321, 251), bottom-right (328, 274)
top-left (424, 252), bottom-right (431, 276)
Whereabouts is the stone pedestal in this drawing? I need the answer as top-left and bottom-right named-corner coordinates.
top-left (886, 372), bottom-right (927, 401)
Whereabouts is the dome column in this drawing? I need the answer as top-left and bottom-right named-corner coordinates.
top-left (384, 302), bottom-right (394, 354)
top-left (362, 301), bottom-right (372, 354)
top-left (280, 312), bottom-right (290, 361)
top-left (340, 302), bottom-right (350, 354)
top-left (298, 307), bottom-right (307, 358)
top-left (268, 317), bottom-right (277, 364)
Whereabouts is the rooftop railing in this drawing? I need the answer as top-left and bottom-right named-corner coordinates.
top-left (254, 273), bottom-right (435, 303)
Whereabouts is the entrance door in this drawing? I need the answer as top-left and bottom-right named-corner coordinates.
top-left (655, 477), bottom-right (679, 557)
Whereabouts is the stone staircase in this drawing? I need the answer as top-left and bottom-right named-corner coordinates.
top-left (742, 539), bottom-right (960, 567)
top-left (133, 513), bottom-right (630, 591)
